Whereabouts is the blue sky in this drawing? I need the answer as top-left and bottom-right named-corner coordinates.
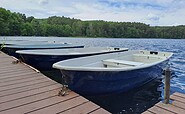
top-left (1, 0), bottom-right (185, 26)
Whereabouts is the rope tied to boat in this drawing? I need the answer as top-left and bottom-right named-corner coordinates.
top-left (58, 72), bottom-right (70, 96)
top-left (58, 85), bottom-right (70, 96)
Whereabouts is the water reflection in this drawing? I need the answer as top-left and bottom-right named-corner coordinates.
top-left (86, 79), bottom-right (163, 114)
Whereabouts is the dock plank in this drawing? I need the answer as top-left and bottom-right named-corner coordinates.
top-left (173, 92), bottom-right (185, 98)
top-left (156, 102), bottom-right (185, 114)
top-left (0, 70), bottom-right (38, 77)
top-left (0, 78), bottom-right (50, 91)
top-left (170, 94), bottom-right (185, 103)
top-left (143, 92), bottom-right (185, 114)
top-left (171, 100), bottom-right (185, 110)
top-left (0, 81), bottom-right (55, 97)
top-left (0, 72), bottom-right (38, 82)
top-left (0, 89), bottom-right (62, 112)
top-left (0, 65), bottom-right (29, 71)
top-left (0, 52), bottom-right (110, 114)
top-left (0, 72), bottom-right (37, 80)
top-left (0, 83), bottom-right (61, 104)
top-left (0, 67), bottom-right (34, 74)
top-left (0, 93), bottom-right (79, 114)
top-left (148, 105), bottom-right (175, 114)
top-left (0, 76), bottom-right (45, 87)
top-left (26, 96), bottom-right (87, 114)
top-left (59, 101), bottom-right (100, 114)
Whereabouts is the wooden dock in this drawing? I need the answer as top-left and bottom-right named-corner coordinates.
top-left (143, 92), bottom-right (185, 114)
top-left (0, 52), bottom-right (110, 114)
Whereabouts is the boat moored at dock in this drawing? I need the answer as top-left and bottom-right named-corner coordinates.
top-left (3, 43), bottom-right (84, 58)
top-left (16, 47), bottom-right (128, 70)
top-left (53, 50), bottom-right (173, 95)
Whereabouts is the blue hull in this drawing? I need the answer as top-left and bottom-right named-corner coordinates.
top-left (20, 50), bottom-right (127, 70)
top-left (3, 46), bottom-right (84, 59)
top-left (60, 61), bottom-right (168, 96)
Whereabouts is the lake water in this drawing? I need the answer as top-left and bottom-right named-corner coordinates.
top-left (1, 36), bottom-right (185, 114)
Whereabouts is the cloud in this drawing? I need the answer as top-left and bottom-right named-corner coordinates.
top-left (147, 13), bottom-right (160, 21)
top-left (38, 0), bottom-right (49, 5)
top-left (0, 0), bottom-right (185, 26)
top-left (98, 0), bottom-right (166, 10)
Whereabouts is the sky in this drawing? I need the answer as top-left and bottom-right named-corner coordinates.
top-left (1, 0), bottom-right (185, 26)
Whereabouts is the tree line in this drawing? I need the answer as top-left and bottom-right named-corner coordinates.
top-left (1, 7), bottom-right (185, 38)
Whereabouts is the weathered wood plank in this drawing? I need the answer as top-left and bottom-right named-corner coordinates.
top-left (0, 76), bottom-right (45, 87)
top-left (0, 93), bottom-right (79, 114)
top-left (0, 72), bottom-right (37, 80)
top-left (26, 96), bottom-right (87, 114)
top-left (0, 72), bottom-right (37, 82)
top-left (170, 94), bottom-right (185, 103)
top-left (147, 105), bottom-right (175, 114)
top-left (0, 52), bottom-right (10, 57)
top-left (0, 52), bottom-right (110, 114)
top-left (0, 67), bottom-right (34, 74)
top-left (0, 62), bottom-right (22, 67)
top-left (0, 83), bottom-right (62, 104)
top-left (60, 101), bottom-right (100, 114)
top-left (0, 58), bottom-right (15, 62)
top-left (0, 66), bottom-right (30, 72)
top-left (0, 70), bottom-right (38, 77)
top-left (0, 62), bottom-right (35, 69)
top-left (156, 102), bottom-right (185, 114)
top-left (0, 81), bottom-right (56, 97)
top-left (143, 92), bottom-right (185, 114)
top-left (172, 100), bottom-right (185, 110)
top-left (173, 92), bottom-right (185, 99)
top-left (0, 88), bottom-right (62, 112)
top-left (0, 78), bottom-right (50, 91)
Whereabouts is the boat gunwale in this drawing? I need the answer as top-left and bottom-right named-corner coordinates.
top-left (4, 44), bottom-right (84, 49)
top-left (15, 47), bottom-right (129, 56)
top-left (53, 51), bottom-right (173, 72)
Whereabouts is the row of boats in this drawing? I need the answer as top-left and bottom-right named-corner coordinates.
top-left (0, 39), bottom-right (173, 95)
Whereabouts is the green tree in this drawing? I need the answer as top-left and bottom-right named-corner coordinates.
top-left (0, 7), bottom-right (10, 35)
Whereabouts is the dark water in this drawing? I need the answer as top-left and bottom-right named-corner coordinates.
top-left (1, 37), bottom-right (185, 114)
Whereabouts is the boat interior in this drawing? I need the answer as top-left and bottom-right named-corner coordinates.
top-left (53, 50), bottom-right (173, 71)
top-left (81, 50), bottom-right (172, 68)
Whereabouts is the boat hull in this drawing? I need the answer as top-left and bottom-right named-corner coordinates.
top-left (3, 46), bottom-right (84, 58)
top-left (19, 50), bottom-right (127, 70)
top-left (60, 61), bottom-right (168, 96)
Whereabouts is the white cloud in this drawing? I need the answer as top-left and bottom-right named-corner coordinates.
top-left (38, 0), bottom-right (49, 5)
top-left (0, 0), bottom-right (185, 26)
top-left (147, 13), bottom-right (160, 21)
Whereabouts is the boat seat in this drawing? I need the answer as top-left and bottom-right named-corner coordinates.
top-left (102, 59), bottom-right (144, 67)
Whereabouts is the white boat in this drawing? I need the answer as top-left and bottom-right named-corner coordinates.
top-left (53, 50), bottom-right (173, 95)
top-left (16, 47), bottom-right (128, 70)
top-left (3, 43), bottom-right (84, 58)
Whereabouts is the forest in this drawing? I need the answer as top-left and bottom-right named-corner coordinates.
top-left (1, 7), bottom-right (185, 38)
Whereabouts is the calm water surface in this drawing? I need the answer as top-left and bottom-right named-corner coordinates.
top-left (1, 36), bottom-right (185, 114)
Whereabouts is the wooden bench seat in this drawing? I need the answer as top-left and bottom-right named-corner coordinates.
top-left (102, 59), bottom-right (144, 67)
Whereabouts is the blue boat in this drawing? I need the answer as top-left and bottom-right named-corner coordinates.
top-left (3, 43), bottom-right (84, 58)
top-left (16, 47), bottom-right (128, 70)
top-left (53, 50), bottom-right (173, 95)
